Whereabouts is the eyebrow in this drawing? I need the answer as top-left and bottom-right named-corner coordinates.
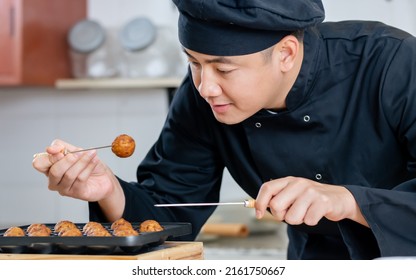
top-left (182, 48), bottom-right (234, 64)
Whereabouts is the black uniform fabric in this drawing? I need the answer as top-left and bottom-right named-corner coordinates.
top-left (89, 20), bottom-right (416, 259)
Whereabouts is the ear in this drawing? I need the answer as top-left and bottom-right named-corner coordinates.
top-left (276, 35), bottom-right (300, 72)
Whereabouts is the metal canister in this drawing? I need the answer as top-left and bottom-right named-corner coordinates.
top-left (68, 19), bottom-right (117, 78)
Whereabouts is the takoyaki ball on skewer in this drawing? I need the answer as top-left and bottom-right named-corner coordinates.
top-left (111, 134), bottom-right (136, 158)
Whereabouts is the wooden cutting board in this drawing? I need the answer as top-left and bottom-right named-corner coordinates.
top-left (0, 241), bottom-right (204, 260)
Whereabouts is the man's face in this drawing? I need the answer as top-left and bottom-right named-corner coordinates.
top-left (184, 47), bottom-right (287, 125)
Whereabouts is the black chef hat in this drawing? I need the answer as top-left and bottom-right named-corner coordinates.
top-left (172, 0), bottom-right (325, 56)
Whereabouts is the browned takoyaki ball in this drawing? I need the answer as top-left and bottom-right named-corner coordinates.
top-left (112, 224), bottom-right (135, 232)
top-left (110, 218), bottom-right (139, 236)
top-left (87, 228), bottom-right (112, 237)
top-left (27, 223), bottom-right (52, 236)
top-left (58, 228), bottom-right (83, 237)
top-left (26, 224), bottom-right (43, 232)
top-left (112, 229), bottom-right (139, 236)
top-left (27, 223), bottom-right (43, 233)
top-left (82, 221), bottom-right (112, 236)
top-left (139, 220), bottom-right (163, 232)
top-left (54, 220), bottom-right (77, 234)
top-left (110, 218), bottom-right (133, 231)
top-left (82, 221), bottom-right (105, 235)
top-left (28, 229), bottom-right (51, 236)
top-left (4, 227), bottom-right (25, 237)
top-left (111, 134), bottom-right (135, 158)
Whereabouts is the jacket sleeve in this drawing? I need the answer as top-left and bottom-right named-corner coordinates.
top-left (89, 73), bottom-right (225, 240)
top-left (341, 36), bottom-right (416, 257)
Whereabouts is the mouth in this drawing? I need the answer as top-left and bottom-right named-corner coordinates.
top-left (211, 103), bottom-right (231, 114)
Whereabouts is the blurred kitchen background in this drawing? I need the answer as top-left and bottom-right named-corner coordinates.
top-left (0, 0), bottom-right (415, 259)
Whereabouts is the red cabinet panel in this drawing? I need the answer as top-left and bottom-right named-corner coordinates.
top-left (0, 0), bottom-right (86, 86)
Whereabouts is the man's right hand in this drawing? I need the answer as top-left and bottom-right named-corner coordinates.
top-left (32, 139), bottom-right (125, 221)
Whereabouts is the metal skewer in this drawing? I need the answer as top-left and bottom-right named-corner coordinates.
top-left (65, 145), bottom-right (112, 154)
top-left (33, 145), bottom-right (112, 158)
top-left (154, 199), bottom-right (256, 208)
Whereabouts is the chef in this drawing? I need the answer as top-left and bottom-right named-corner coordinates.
top-left (33, 0), bottom-right (416, 259)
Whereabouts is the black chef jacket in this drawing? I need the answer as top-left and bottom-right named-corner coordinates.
top-left (90, 20), bottom-right (416, 259)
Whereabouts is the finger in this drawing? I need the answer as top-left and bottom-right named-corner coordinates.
top-left (32, 150), bottom-right (65, 174)
top-left (76, 153), bottom-right (99, 184)
top-left (57, 151), bottom-right (97, 195)
top-left (255, 179), bottom-right (288, 219)
top-left (255, 182), bottom-right (274, 219)
top-left (45, 139), bottom-right (83, 159)
top-left (49, 139), bottom-right (79, 153)
top-left (47, 153), bottom-right (80, 191)
top-left (267, 181), bottom-right (309, 221)
top-left (47, 149), bottom-right (90, 190)
top-left (66, 153), bottom-right (100, 199)
top-left (32, 153), bottom-right (53, 174)
top-left (268, 197), bottom-right (289, 222)
top-left (302, 201), bottom-right (325, 226)
top-left (265, 177), bottom-right (318, 223)
top-left (33, 140), bottom-right (70, 173)
top-left (282, 194), bottom-right (313, 225)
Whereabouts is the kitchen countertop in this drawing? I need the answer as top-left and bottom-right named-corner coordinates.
top-left (200, 231), bottom-right (288, 260)
top-left (196, 208), bottom-right (289, 260)
top-left (0, 241), bottom-right (204, 260)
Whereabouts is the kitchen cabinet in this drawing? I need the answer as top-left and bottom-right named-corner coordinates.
top-left (0, 0), bottom-right (86, 86)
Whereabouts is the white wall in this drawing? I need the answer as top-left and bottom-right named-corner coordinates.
top-left (1, 0), bottom-right (415, 229)
top-left (323, 0), bottom-right (416, 35)
top-left (88, 0), bottom-right (178, 28)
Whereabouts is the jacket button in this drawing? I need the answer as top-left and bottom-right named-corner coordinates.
top-left (315, 173), bottom-right (322, 180)
top-left (303, 115), bottom-right (310, 122)
top-left (255, 122), bottom-right (262, 128)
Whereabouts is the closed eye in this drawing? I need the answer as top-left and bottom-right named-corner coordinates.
top-left (217, 68), bottom-right (234, 74)
top-left (189, 60), bottom-right (201, 69)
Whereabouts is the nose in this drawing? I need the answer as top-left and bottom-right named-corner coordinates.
top-left (197, 73), bottom-right (222, 100)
